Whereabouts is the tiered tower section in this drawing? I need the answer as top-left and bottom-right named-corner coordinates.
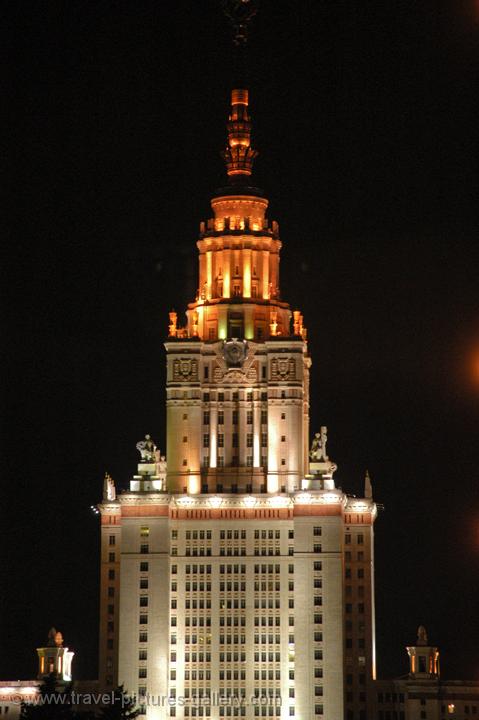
top-left (165, 90), bottom-right (309, 497)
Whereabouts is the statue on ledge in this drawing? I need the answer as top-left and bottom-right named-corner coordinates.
top-left (136, 434), bottom-right (157, 463)
top-left (103, 472), bottom-right (116, 501)
top-left (310, 427), bottom-right (329, 461)
top-left (47, 628), bottom-right (63, 647)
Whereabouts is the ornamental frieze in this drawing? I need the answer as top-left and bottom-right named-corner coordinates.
top-left (173, 357), bottom-right (199, 382)
top-left (270, 356), bottom-right (296, 380)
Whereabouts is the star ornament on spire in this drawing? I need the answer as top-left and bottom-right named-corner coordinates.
top-left (222, 0), bottom-right (258, 47)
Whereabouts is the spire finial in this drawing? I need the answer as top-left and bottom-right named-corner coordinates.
top-left (364, 469), bottom-right (373, 499)
top-left (221, 89), bottom-right (258, 180)
top-left (222, 0), bottom-right (258, 48)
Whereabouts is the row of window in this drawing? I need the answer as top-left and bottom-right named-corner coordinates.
top-left (202, 410), bottom-right (286, 425)
top-left (345, 551), bottom-right (366, 562)
top-left (345, 603), bottom-right (366, 614)
top-left (345, 567), bottom-right (366, 578)
top-left (345, 533), bottom-right (365, 544)
top-left (112, 527), bottom-right (323, 544)
top-left (202, 433), bottom-right (272, 448)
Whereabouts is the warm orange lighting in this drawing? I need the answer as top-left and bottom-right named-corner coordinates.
top-left (243, 255), bottom-right (251, 297)
top-left (168, 311), bottom-right (178, 337)
top-left (223, 269), bottom-right (230, 298)
top-left (473, 350), bottom-right (479, 385)
top-left (206, 251), bottom-right (212, 300)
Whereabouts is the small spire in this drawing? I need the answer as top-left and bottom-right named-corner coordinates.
top-left (364, 469), bottom-right (373, 499)
top-left (221, 89), bottom-right (258, 180)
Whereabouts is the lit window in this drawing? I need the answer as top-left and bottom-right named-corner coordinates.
top-left (140, 527), bottom-right (149, 537)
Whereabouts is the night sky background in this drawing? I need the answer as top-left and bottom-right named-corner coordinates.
top-left (3, 0), bottom-right (479, 683)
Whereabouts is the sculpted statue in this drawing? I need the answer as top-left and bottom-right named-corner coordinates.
top-left (417, 625), bottom-right (428, 646)
top-left (103, 472), bottom-right (116, 501)
top-left (310, 426), bottom-right (329, 461)
top-left (47, 628), bottom-right (63, 647)
top-left (136, 434), bottom-right (157, 463)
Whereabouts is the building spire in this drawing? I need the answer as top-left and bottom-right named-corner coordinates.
top-left (364, 469), bottom-right (373, 499)
top-left (221, 88), bottom-right (258, 180)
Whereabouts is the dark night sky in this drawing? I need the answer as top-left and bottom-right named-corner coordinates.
top-left (2, 0), bottom-right (479, 684)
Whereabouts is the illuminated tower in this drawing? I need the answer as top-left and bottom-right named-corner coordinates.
top-left (407, 626), bottom-right (440, 680)
top-left (97, 88), bottom-right (378, 720)
top-left (165, 87), bottom-right (310, 496)
top-left (37, 628), bottom-right (74, 683)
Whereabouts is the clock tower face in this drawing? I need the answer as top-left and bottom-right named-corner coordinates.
top-left (223, 339), bottom-right (247, 367)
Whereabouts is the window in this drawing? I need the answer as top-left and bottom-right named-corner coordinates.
top-left (203, 434), bottom-right (210, 448)
top-left (139, 615), bottom-right (148, 625)
top-left (232, 410), bottom-right (239, 424)
top-left (139, 596), bottom-right (148, 607)
top-left (108, 552), bottom-right (115, 562)
top-left (108, 569), bottom-right (115, 580)
top-left (109, 535), bottom-right (116, 546)
top-left (261, 433), bottom-right (267, 447)
top-left (140, 527), bottom-right (149, 537)
top-left (139, 668), bottom-right (147, 678)
top-left (218, 434), bottom-right (224, 448)
top-left (247, 433), bottom-right (253, 447)
top-left (139, 631), bottom-right (148, 643)
top-left (261, 410), bottom-right (267, 424)
top-left (218, 411), bottom-right (224, 424)
top-left (140, 562), bottom-right (149, 572)
top-left (108, 586), bottom-right (115, 597)
top-left (139, 650), bottom-right (147, 661)
top-left (314, 527), bottom-right (322, 536)
top-left (345, 534), bottom-right (351, 545)
top-left (357, 534), bottom-right (364, 545)
top-left (140, 544), bottom-right (149, 554)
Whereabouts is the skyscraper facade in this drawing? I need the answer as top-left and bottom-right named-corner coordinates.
top-left (98, 88), bottom-right (377, 720)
